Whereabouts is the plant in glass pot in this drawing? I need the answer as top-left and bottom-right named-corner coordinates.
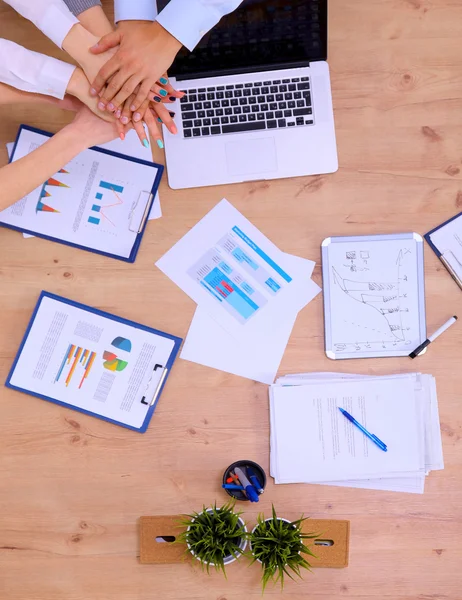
top-left (249, 506), bottom-right (317, 590)
top-left (178, 500), bottom-right (247, 576)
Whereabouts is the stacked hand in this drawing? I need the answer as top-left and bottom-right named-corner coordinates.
top-left (62, 21), bottom-right (184, 149)
top-left (88, 21), bottom-right (184, 148)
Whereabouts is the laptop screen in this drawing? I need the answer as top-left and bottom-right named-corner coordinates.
top-left (157, 0), bottom-right (327, 79)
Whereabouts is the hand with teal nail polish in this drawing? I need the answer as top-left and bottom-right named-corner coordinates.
top-left (89, 21), bottom-right (183, 115)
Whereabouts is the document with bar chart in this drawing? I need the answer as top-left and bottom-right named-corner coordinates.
top-left (0, 126), bottom-right (163, 261)
top-left (156, 199), bottom-right (310, 344)
top-left (6, 292), bottom-right (182, 432)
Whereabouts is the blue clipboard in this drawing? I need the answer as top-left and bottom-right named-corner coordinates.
top-left (1, 125), bottom-right (164, 263)
top-left (5, 291), bottom-right (183, 433)
top-left (425, 212), bottom-right (462, 291)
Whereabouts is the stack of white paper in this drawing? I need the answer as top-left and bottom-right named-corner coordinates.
top-left (270, 372), bottom-right (444, 494)
top-left (156, 199), bottom-right (321, 384)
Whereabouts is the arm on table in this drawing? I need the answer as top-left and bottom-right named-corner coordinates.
top-left (0, 106), bottom-right (124, 212)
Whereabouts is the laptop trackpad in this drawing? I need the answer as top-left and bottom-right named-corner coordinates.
top-left (225, 137), bottom-right (278, 176)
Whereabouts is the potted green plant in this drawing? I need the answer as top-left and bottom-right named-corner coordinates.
top-left (249, 506), bottom-right (317, 590)
top-left (178, 501), bottom-right (247, 575)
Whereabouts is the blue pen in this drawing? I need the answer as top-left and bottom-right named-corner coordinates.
top-left (246, 466), bottom-right (264, 494)
top-left (222, 484), bottom-right (245, 491)
top-left (338, 407), bottom-right (388, 452)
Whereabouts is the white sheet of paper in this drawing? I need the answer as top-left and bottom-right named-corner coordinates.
top-left (156, 199), bottom-right (312, 345)
top-left (180, 255), bottom-right (320, 384)
top-left (271, 372), bottom-right (443, 493)
top-left (9, 295), bottom-right (175, 429)
top-left (323, 234), bottom-right (425, 358)
top-left (271, 377), bottom-right (423, 483)
top-left (2, 129), bottom-right (159, 258)
top-left (428, 214), bottom-right (462, 280)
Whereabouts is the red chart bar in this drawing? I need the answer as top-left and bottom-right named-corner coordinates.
top-left (221, 281), bottom-right (234, 293)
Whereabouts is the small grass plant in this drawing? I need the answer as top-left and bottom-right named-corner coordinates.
top-left (178, 500), bottom-right (246, 576)
top-left (249, 505), bottom-right (317, 590)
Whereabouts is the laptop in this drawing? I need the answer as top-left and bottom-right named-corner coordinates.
top-left (159, 0), bottom-right (338, 190)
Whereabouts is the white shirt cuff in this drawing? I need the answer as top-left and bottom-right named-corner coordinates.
top-left (114, 0), bottom-right (157, 22)
top-left (40, 5), bottom-right (80, 48)
top-left (40, 59), bottom-right (76, 99)
top-left (156, 0), bottom-right (220, 51)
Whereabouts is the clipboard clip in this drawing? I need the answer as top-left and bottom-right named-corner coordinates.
top-left (129, 191), bottom-right (154, 234)
top-left (140, 364), bottom-right (169, 407)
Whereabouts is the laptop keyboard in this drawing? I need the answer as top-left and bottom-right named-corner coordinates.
top-left (179, 76), bottom-right (313, 138)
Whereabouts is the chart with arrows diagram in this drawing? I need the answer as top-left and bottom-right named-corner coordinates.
top-left (324, 235), bottom-right (426, 358)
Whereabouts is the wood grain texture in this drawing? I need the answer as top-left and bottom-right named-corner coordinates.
top-left (0, 0), bottom-right (462, 598)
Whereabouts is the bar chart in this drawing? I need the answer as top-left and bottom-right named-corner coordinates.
top-left (88, 180), bottom-right (125, 227)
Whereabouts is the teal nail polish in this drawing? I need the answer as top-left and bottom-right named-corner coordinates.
top-left (143, 139), bottom-right (150, 148)
top-left (160, 77), bottom-right (169, 85)
top-left (159, 89), bottom-right (168, 97)
top-left (157, 139), bottom-right (164, 149)
top-left (157, 117), bottom-right (163, 123)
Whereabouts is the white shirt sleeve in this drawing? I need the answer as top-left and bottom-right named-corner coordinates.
top-left (3, 0), bottom-right (79, 48)
top-left (114, 0), bottom-right (157, 23)
top-left (0, 39), bottom-right (76, 99)
top-left (115, 0), bottom-right (244, 52)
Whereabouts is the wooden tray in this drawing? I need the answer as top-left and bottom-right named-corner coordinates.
top-left (139, 516), bottom-right (349, 568)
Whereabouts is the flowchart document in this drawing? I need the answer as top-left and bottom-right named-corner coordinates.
top-left (7, 294), bottom-right (180, 431)
top-left (322, 233), bottom-right (426, 359)
top-left (156, 199), bottom-right (310, 344)
top-left (0, 127), bottom-right (162, 259)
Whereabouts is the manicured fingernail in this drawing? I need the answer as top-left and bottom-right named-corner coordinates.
top-left (143, 139), bottom-right (150, 148)
top-left (169, 96), bottom-right (176, 102)
top-left (157, 139), bottom-right (164, 149)
top-left (169, 111), bottom-right (175, 117)
top-left (90, 87), bottom-right (97, 96)
top-left (98, 101), bottom-right (106, 110)
top-left (130, 104), bottom-right (136, 112)
top-left (133, 112), bottom-right (141, 122)
top-left (116, 109), bottom-right (121, 118)
top-left (159, 89), bottom-right (168, 97)
top-left (121, 116), bottom-right (129, 124)
top-left (153, 96), bottom-right (161, 103)
top-left (90, 43), bottom-right (99, 50)
top-left (120, 132), bottom-right (125, 140)
top-left (160, 77), bottom-right (169, 85)
top-left (157, 117), bottom-right (163, 123)
top-left (108, 103), bottom-right (115, 111)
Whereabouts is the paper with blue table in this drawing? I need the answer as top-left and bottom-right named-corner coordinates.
top-left (156, 199), bottom-right (321, 384)
top-left (6, 292), bottom-right (182, 432)
top-left (0, 126), bottom-right (163, 261)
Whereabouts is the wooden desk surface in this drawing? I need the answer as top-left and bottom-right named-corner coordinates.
top-left (1, 1), bottom-right (461, 598)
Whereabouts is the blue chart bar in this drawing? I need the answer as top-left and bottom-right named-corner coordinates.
top-left (88, 216), bottom-right (100, 225)
top-left (100, 181), bottom-right (124, 194)
top-left (96, 193), bottom-right (103, 200)
top-left (92, 204), bottom-right (101, 212)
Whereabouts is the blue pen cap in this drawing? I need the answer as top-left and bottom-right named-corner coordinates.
top-left (222, 460), bottom-right (267, 502)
